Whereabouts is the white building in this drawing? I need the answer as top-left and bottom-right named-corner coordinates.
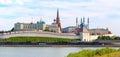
top-left (47, 19), bottom-right (61, 33)
top-left (14, 18), bottom-right (46, 31)
top-left (79, 17), bottom-right (113, 42)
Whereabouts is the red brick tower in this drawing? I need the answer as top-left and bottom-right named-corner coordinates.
top-left (56, 9), bottom-right (62, 33)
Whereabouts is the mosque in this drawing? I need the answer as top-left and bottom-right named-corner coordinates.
top-left (78, 17), bottom-right (114, 42)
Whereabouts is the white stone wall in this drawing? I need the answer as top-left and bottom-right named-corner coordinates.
top-left (103, 34), bottom-right (114, 37)
top-left (90, 35), bottom-right (99, 41)
top-left (82, 33), bottom-right (90, 42)
top-left (48, 23), bottom-right (61, 33)
top-left (80, 32), bottom-right (90, 42)
top-left (0, 31), bottom-right (79, 39)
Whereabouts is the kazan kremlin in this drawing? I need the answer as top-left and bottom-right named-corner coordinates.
top-left (1, 10), bottom-right (114, 42)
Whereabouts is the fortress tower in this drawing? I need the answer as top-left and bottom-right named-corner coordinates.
top-left (47, 9), bottom-right (62, 33)
top-left (56, 9), bottom-right (62, 33)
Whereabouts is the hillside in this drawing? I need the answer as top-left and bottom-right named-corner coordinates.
top-left (67, 47), bottom-right (120, 57)
top-left (93, 51), bottom-right (120, 57)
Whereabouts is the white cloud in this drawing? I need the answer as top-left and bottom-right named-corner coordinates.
top-left (0, 0), bottom-right (13, 4)
top-left (0, 0), bottom-right (120, 35)
top-left (0, 18), bottom-right (13, 31)
top-left (0, 0), bottom-right (25, 5)
top-left (15, 0), bottom-right (24, 5)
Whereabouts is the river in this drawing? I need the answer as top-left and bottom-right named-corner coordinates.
top-left (0, 47), bottom-right (118, 57)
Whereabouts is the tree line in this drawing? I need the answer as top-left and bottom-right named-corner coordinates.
top-left (96, 36), bottom-right (120, 40)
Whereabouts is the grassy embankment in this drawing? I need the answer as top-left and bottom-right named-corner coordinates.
top-left (93, 51), bottom-right (120, 57)
top-left (0, 36), bottom-right (78, 42)
top-left (67, 47), bottom-right (120, 57)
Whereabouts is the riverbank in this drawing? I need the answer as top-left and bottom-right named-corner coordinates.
top-left (93, 51), bottom-right (120, 57)
top-left (67, 47), bottom-right (120, 57)
top-left (0, 36), bottom-right (120, 47)
top-left (0, 45), bottom-right (120, 47)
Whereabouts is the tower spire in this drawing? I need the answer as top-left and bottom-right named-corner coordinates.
top-left (76, 17), bottom-right (78, 28)
top-left (56, 9), bottom-right (59, 24)
top-left (40, 17), bottom-right (42, 23)
top-left (31, 17), bottom-right (33, 23)
top-left (83, 17), bottom-right (85, 24)
top-left (87, 17), bottom-right (89, 29)
top-left (57, 9), bottom-right (59, 21)
top-left (56, 9), bottom-right (62, 33)
top-left (81, 18), bottom-right (82, 24)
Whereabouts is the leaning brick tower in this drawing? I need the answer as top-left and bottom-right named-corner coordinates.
top-left (56, 9), bottom-right (62, 33)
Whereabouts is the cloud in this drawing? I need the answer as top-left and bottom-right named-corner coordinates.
top-left (0, 0), bottom-right (120, 35)
top-left (0, 0), bottom-right (25, 5)
top-left (15, 0), bottom-right (24, 5)
top-left (0, 0), bottom-right (12, 4)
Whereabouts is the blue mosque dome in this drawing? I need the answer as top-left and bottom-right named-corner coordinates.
top-left (37, 21), bottom-right (40, 24)
top-left (37, 21), bottom-right (45, 24)
top-left (42, 21), bottom-right (45, 24)
top-left (80, 23), bottom-right (83, 28)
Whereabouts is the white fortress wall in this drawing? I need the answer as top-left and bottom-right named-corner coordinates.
top-left (0, 31), bottom-right (79, 39)
top-left (90, 35), bottom-right (99, 41)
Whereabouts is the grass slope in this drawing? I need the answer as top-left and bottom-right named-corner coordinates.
top-left (0, 36), bottom-right (78, 42)
top-left (94, 51), bottom-right (120, 57)
top-left (67, 47), bottom-right (120, 57)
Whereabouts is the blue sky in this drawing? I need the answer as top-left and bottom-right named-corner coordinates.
top-left (0, 0), bottom-right (120, 36)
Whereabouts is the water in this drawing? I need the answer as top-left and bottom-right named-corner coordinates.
top-left (0, 47), bottom-right (118, 57)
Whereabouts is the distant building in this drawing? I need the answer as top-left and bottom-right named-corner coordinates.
top-left (47, 9), bottom-right (62, 33)
top-left (14, 18), bottom-right (46, 31)
top-left (79, 17), bottom-right (113, 42)
top-left (62, 26), bottom-right (76, 33)
top-left (47, 19), bottom-right (60, 33)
